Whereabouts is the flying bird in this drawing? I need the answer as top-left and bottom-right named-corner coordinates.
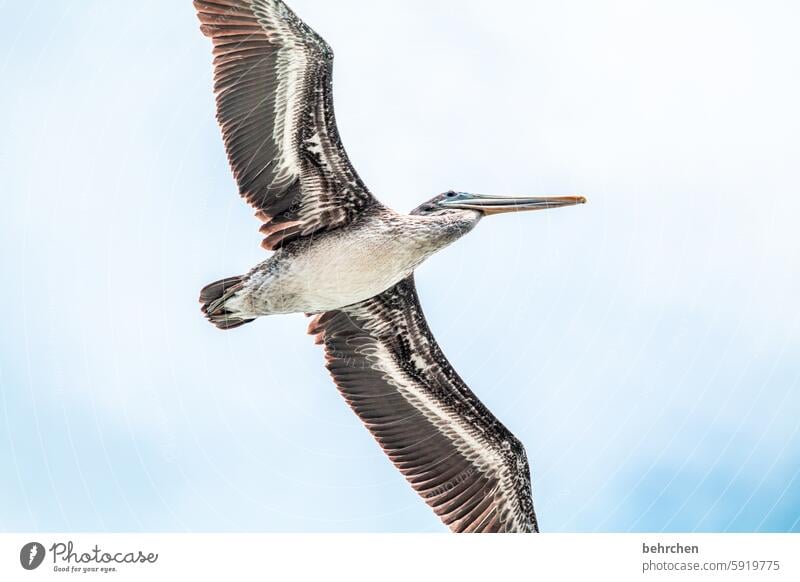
top-left (195, 0), bottom-right (585, 533)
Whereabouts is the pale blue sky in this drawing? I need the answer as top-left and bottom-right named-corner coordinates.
top-left (1, 0), bottom-right (799, 532)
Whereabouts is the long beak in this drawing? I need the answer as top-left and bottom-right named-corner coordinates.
top-left (440, 193), bottom-right (587, 215)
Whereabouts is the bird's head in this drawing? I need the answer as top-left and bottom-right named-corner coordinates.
top-left (411, 190), bottom-right (587, 218)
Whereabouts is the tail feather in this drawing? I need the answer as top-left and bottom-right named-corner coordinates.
top-left (200, 276), bottom-right (255, 330)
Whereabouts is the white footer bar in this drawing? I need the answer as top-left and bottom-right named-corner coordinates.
top-left (1, 534), bottom-right (797, 581)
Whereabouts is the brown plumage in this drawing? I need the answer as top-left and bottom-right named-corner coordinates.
top-left (308, 277), bottom-right (538, 533)
top-left (195, 0), bottom-right (379, 250)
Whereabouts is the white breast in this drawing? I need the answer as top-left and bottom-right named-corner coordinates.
top-left (283, 225), bottom-right (423, 312)
top-left (229, 210), bottom-right (478, 317)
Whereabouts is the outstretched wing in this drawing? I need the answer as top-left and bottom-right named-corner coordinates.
top-left (195, 0), bottom-right (380, 249)
top-left (308, 277), bottom-right (538, 533)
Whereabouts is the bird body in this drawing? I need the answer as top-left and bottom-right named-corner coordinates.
top-left (194, 0), bottom-right (585, 532)
top-left (215, 207), bottom-right (481, 319)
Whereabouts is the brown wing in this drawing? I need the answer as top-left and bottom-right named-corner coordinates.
top-left (195, 0), bottom-right (380, 249)
top-left (308, 277), bottom-right (539, 533)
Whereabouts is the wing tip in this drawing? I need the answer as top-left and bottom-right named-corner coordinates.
top-left (195, 0), bottom-right (259, 37)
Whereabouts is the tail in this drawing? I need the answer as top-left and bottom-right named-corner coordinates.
top-left (199, 276), bottom-right (255, 330)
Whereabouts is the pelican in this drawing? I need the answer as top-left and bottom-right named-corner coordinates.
top-left (195, 0), bottom-right (585, 533)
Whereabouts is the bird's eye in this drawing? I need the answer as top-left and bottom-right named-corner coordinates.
top-left (446, 191), bottom-right (458, 198)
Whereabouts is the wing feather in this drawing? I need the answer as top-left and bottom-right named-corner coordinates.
top-left (309, 277), bottom-right (539, 533)
top-left (195, 0), bottom-right (380, 249)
